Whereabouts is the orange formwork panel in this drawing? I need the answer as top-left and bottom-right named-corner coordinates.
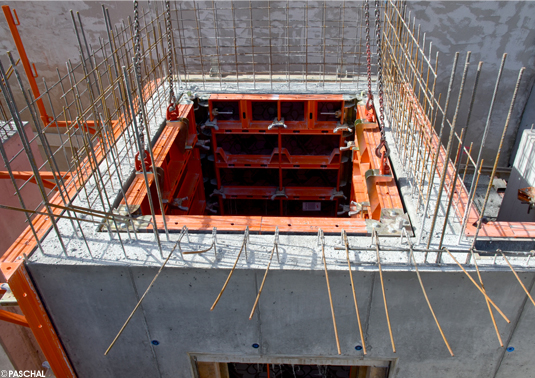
top-left (126, 93), bottom-right (405, 227)
top-left (352, 104), bottom-right (403, 219)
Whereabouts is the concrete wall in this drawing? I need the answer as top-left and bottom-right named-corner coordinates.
top-left (0, 1), bottom-right (534, 166)
top-left (406, 1), bottom-right (535, 167)
top-left (26, 262), bottom-right (535, 378)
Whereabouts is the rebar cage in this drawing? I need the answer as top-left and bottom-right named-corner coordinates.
top-left (0, 0), bottom-right (532, 264)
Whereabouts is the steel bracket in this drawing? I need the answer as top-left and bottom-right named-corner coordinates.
top-left (0, 284), bottom-right (17, 307)
top-left (271, 188), bottom-right (288, 200)
top-left (202, 119), bottom-right (219, 131)
top-left (268, 117), bottom-right (287, 130)
top-left (211, 188), bottom-right (227, 199)
top-left (365, 168), bottom-right (393, 184)
top-left (340, 140), bottom-right (357, 151)
top-left (365, 208), bottom-right (412, 236)
top-left (348, 201), bottom-right (370, 216)
top-left (333, 123), bottom-right (353, 133)
top-left (330, 189), bottom-right (347, 201)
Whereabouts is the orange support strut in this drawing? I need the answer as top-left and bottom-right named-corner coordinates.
top-left (2, 6), bottom-right (52, 125)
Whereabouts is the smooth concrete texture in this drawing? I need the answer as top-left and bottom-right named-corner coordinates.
top-left (26, 262), bottom-right (535, 378)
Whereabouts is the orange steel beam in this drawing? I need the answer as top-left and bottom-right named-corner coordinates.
top-left (152, 215), bottom-right (368, 234)
top-left (0, 263), bottom-right (75, 377)
top-left (2, 6), bottom-right (51, 124)
top-left (53, 121), bottom-right (97, 135)
top-left (0, 308), bottom-right (29, 327)
top-left (0, 171), bottom-right (71, 190)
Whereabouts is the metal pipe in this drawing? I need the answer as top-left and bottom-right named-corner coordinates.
top-left (426, 51), bottom-right (470, 248)
top-left (471, 249), bottom-right (503, 346)
top-left (0, 133), bottom-right (44, 255)
top-left (132, 60), bottom-right (170, 242)
top-left (443, 247), bottom-right (510, 323)
top-left (405, 230), bottom-right (453, 356)
top-left (210, 231), bottom-right (248, 311)
top-left (501, 251), bottom-right (535, 308)
top-left (249, 234), bottom-right (279, 320)
top-left (104, 231), bottom-right (183, 356)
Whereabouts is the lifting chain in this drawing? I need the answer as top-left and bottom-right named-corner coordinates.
top-left (372, 0), bottom-right (390, 174)
top-left (375, 0), bottom-right (384, 130)
top-left (165, 0), bottom-right (179, 121)
top-left (133, 0), bottom-right (151, 172)
top-left (365, 0), bottom-right (373, 109)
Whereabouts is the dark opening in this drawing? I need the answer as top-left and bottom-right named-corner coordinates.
top-left (220, 168), bottom-right (279, 187)
top-left (283, 169), bottom-right (338, 187)
top-left (280, 101), bottom-right (305, 121)
top-left (216, 134), bottom-right (278, 155)
top-left (226, 363), bottom-right (381, 378)
top-left (282, 134), bottom-right (340, 155)
top-left (252, 101), bottom-right (278, 121)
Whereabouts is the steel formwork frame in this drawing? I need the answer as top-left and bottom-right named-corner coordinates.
top-left (119, 92), bottom-right (404, 231)
top-left (0, 1), bottom-right (532, 377)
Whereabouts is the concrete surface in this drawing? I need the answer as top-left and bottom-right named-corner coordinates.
top-left (406, 1), bottom-right (535, 167)
top-left (26, 261), bottom-right (535, 378)
top-left (0, 1), bottom-right (533, 165)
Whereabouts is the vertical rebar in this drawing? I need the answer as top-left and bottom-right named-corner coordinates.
top-left (426, 52), bottom-right (471, 248)
top-left (470, 67), bottom-right (525, 252)
top-left (417, 52), bottom-right (459, 245)
top-left (0, 57), bottom-right (67, 255)
top-left (458, 54), bottom-right (507, 243)
top-left (438, 61), bottom-right (482, 249)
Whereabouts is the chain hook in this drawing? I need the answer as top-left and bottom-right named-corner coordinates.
top-left (165, 1), bottom-right (179, 121)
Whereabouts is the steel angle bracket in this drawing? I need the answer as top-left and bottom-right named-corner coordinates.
top-left (114, 204), bottom-right (141, 217)
top-left (106, 205), bottom-right (151, 231)
top-left (0, 284), bottom-right (17, 307)
top-left (365, 208), bottom-right (412, 236)
top-left (365, 168), bottom-right (393, 186)
top-left (349, 201), bottom-right (370, 216)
